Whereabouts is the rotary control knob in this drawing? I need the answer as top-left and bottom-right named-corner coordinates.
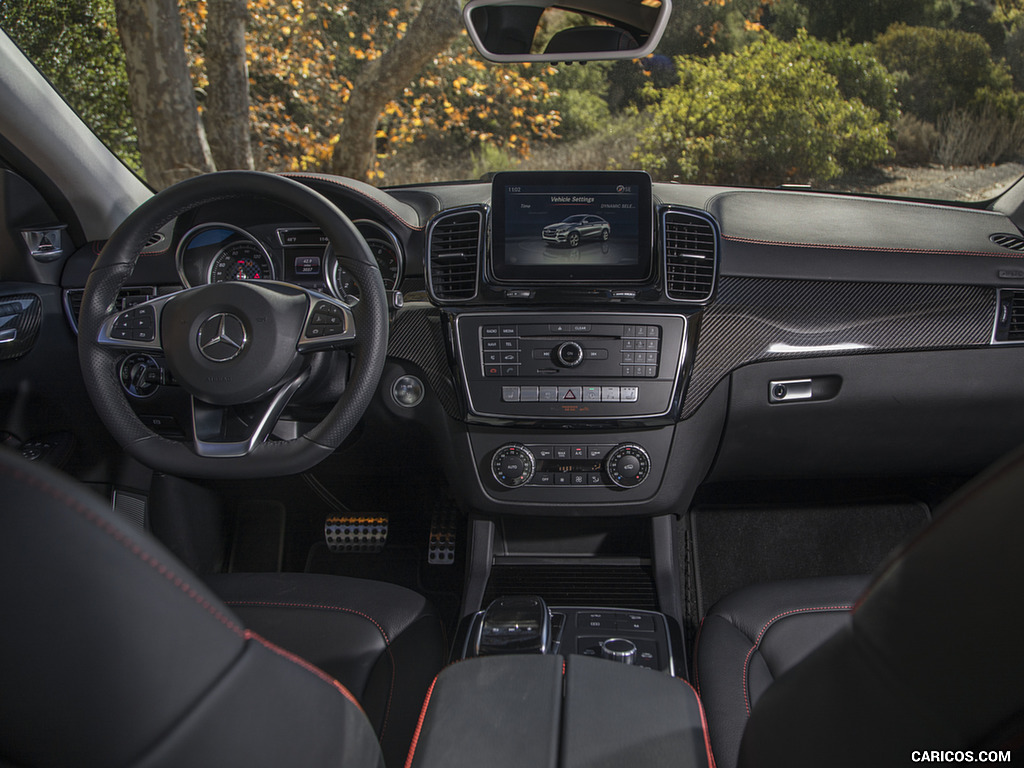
top-left (491, 443), bottom-right (536, 488)
top-left (600, 637), bottom-right (637, 665)
top-left (605, 443), bottom-right (651, 488)
top-left (554, 341), bottom-right (584, 368)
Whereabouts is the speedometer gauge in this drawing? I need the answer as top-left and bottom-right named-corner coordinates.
top-left (326, 220), bottom-right (404, 301)
top-left (209, 241), bottom-right (275, 283)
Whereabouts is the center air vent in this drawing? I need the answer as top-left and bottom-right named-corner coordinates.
top-left (662, 209), bottom-right (719, 303)
top-left (427, 208), bottom-right (483, 302)
top-left (994, 289), bottom-right (1024, 343)
top-left (991, 233), bottom-right (1024, 252)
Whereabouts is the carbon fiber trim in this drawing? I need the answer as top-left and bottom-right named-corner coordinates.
top-left (0, 294), bottom-right (41, 361)
top-left (682, 277), bottom-right (997, 418)
top-left (387, 302), bottom-right (460, 418)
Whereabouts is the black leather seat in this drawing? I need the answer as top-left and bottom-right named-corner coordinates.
top-left (695, 445), bottom-right (1024, 768)
top-left (0, 448), bottom-right (442, 768)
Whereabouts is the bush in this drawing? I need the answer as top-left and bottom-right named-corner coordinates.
top-left (632, 31), bottom-right (894, 185)
top-left (934, 105), bottom-right (1024, 165)
top-left (894, 115), bottom-right (940, 165)
top-left (875, 24), bottom-right (1024, 122)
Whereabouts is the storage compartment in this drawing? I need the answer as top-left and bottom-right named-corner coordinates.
top-left (405, 654), bottom-right (712, 768)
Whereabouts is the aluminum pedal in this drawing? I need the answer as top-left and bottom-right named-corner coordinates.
top-left (428, 511), bottom-right (458, 566)
top-left (325, 515), bottom-right (388, 554)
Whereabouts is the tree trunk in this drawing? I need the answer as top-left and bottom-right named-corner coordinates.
top-left (205, 0), bottom-right (254, 170)
top-left (112, 0), bottom-right (213, 189)
top-left (330, 0), bottom-right (462, 180)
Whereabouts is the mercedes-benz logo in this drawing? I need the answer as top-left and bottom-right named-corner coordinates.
top-left (197, 313), bottom-right (247, 362)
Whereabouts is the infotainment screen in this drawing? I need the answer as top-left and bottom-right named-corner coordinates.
top-left (489, 171), bottom-right (653, 284)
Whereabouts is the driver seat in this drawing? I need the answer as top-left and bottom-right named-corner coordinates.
top-left (0, 448), bottom-right (440, 768)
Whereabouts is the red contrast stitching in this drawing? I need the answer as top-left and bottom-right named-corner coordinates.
top-left (246, 629), bottom-right (364, 712)
top-left (693, 615), bottom-right (706, 696)
top-left (722, 234), bottom-right (1020, 259)
top-left (403, 674), bottom-right (439, 768)
top-left (679, 678), bottom-right (718, 768)
top-left (2, 462), bottom-right (244, 638)
top-left (224, 599), bottom-right (395, 740)
top-left (282, 172), bottom-right (424, 231)
top-left (741, 605), bottom-right (854, 717)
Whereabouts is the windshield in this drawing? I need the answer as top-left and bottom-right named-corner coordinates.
top-left (2, 0), bottom-right (1023, 201)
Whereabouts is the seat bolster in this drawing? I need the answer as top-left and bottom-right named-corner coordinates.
top-left (695, 576), bottom-right (869, 768)
top-left (135, 631), bottom-right (384, 768)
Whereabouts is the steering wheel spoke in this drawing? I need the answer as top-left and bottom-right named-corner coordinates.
top-left (191, 370), bottom-right (310, 458)
top-left (96, 293), bottom-right (176, 352)
top-left (297, 291), bottom-right (357, 352)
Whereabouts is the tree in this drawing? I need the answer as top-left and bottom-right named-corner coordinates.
top-left (205, 0), bottom-right (253, 170)
top-left (0, 0), bottom-right (140, 171)
top-left (329, 0), bottom-right (462, 178)
top-left (112, 0), bottom-right (213, 188)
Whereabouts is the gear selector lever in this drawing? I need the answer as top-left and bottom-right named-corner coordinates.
top-left (475, 595), bottom-right (551, 656)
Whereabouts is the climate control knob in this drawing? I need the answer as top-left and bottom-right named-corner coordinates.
top-left (491, 443), bottom-right (536, 488)
top-left (605, 443), bottom-right (651, 488)
top-left (554, 341), bottom-right (584, 368)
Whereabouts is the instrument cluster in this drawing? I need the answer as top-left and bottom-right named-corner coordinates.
top-left (175, 220), bottom-right (403, 303)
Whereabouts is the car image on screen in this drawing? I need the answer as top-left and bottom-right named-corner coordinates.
top-left (541, 214), bottom-right (611, 247)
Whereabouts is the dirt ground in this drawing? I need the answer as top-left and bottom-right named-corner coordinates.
top-left (826, 162), bottom-right (1024, 202)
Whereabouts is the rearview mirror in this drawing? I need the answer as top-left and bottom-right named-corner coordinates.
top-left (463, 0), bottom-right (672, 63)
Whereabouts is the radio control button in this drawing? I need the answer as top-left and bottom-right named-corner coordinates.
top-left (584, 349), bottom-right (608, 360)
top-left (540, 387), bottom-right (558, 402)
top-left (622, 339), bottom-right (634, 350)
top-left (532, 349), bottom-right (552, 360)
top-left (647, 326), bottom-right (661, 338)
top-left (501, 339), bottom-right (518, 350)
top-left (622, 352), bottom-right (634, 363)
top-left (482, 339), bottom-right (499, 350)
top-left (482, 326), bottom-right (499, 337)
top-left (601, 386), bottom-right (621, 402)
top-left (643, 365), bottom-right (657, 377)
top-left (623, 325), bottom-right (635, 337)
top-left (500, 326), bottom-right (518, 337)
top-left (622, 366), bottom-right (634, 377)
top-left (555, 341), bottom-right (584, 367)
top-left (635, 325), bottom-right (647, 338)
top-left (571, 324), bottom-right (592, 333)
top-left (620, 387), bottom-right (639, 402)
top-left (502, 386), bottom-right (521, 402)
top-left (549, 324), bottom-right (570, 333)
top-left (520, 386), bottom-right (539, 402)
top-left (484, 365), bottom-right (501, 377)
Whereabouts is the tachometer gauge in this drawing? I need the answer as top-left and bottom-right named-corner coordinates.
top-left (209, 241), bottom-right (275, 283)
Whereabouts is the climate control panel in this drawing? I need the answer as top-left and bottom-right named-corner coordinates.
top-left (489, 441), bottom-right (652, 490)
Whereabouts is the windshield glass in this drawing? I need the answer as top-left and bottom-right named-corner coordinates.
top-left (2, 0), bottom-right (1023, 200)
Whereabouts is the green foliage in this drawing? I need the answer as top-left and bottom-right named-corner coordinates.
top-left (632, 32), bottom-right (893, 185)
top-left (767, 0), bottom-right (966, 43)
top-left (875, 24), bottom-right (1024, 122)
top-left (797, 35), bottom-right (901, 125)
top-left (0, 0), bottom-right (140, 171)
top-left (545, 62), bottom-right (611, 141)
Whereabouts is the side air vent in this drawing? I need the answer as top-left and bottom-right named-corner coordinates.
top-left (993, 289), bottom-right (1024, 343)
top-left (64, 286), bottom-right (156, 334)
top-left (144, 232), bottom-right (166, 249)
top-left (662, 208), bottom-right (719, 303)
top-left (991, 233), bottom-right (1024, 252)
top-left (427, 208), bottom-right (483, 302)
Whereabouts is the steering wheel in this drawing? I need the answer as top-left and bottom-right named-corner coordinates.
top-left (78, 171), bottom-right (388, 479)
